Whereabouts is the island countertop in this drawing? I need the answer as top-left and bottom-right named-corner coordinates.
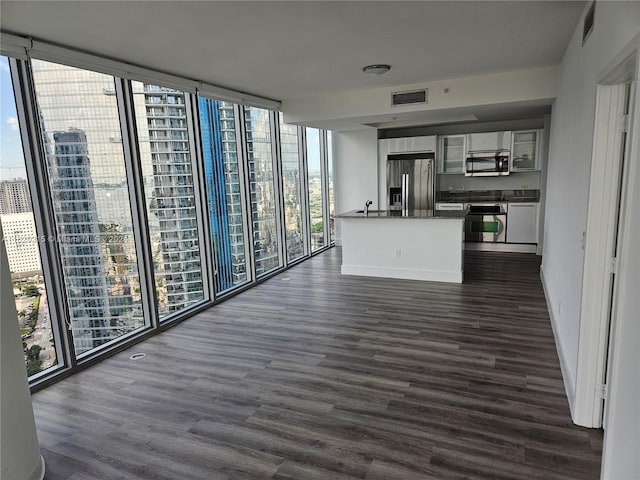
top-left (336, 208), bottom-right (469, 219)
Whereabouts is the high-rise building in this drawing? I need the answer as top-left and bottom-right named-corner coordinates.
top-left (29, 59), bottom-right (144, 356)
top-left (244, 107), bottom-right (280, 275)
top-left (137, 85), bottom-right (203, 313)
top-left (199, 98), bottom-right (247, 292)
top-left (50, 129), bottom-right (111, 352)
top-left (0, 212), bottom-right (41, 273)
top-left (0, 178), bottom-right (32, 214)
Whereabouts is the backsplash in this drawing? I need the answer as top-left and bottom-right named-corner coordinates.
top-left (437, 170), bottom-right (541, 191)
top-left (437, 189), bottom-right (540, 202)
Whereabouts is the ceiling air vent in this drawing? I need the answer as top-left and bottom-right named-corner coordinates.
top-left (392, 89), bottom-right (427, 107)
top-left (582, 2), bottom-right (595, 45)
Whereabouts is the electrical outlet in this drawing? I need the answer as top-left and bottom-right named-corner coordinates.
top-left (396, 249), bottom-right (402, 259)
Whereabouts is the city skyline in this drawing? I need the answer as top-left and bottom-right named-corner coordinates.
top-left (2, 54), bottom-right (334, 378)
top-left (0, 56), bottom-right (27, 181)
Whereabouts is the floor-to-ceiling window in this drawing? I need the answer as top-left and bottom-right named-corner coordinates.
top-left (31, 60), bottom-right (147, 357)
top-left (2, 42), bottom-right (336, 387)
top-left (279, 113), bottom-right (305, 262)
top-left (244, 106), bottom-right (281, 276)
top-left (132, 82), bottom-right (206, 319)
top-left (306, 127), bottom-right (325, 251)
top-left (1, 56), bottom-right (61, 377)
top-left (199, 97), bottom-right (251, 294)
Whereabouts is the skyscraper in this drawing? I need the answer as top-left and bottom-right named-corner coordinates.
top-left (134, 84), bottom-right (204, 314)
top-left (199, 98), bottom-right (248, 292)
top-left (244, 106), bottom-right (280, 275)
top-left (0, 179), bottom-right (39, 274)
top-left (51, 129), bottom-right (110, 352)
top-left (28, 60), bottom-right (145, 354)
top-left (0, 178), bottom-right (32, 214)
top-left (0, 213), bottom-right (41, 273)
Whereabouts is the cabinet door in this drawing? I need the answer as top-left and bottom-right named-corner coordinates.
top-left (511, 130), bottom-right (539, 171)
top-left (384, 136), bottom-right (436, 154)
top-left (467, 131), bottom-right (512, 152)
top-left (439, 135), bottom-right (465, 174)
top-left (405, 135), bottom-right (436, 153)
top-left (507, 203), bottom-right (539, 243)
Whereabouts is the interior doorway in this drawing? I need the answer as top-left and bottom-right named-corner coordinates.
top-left (573, 53), bottom-right (636, 429)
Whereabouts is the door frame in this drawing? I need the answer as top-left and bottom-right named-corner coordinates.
top-left (573, 42), bottom-right (638, 428)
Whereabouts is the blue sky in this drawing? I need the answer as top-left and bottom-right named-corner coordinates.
top-left (0, 56), bottom-right (27, 181)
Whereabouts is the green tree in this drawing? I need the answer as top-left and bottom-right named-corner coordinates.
top-left (27, 359), bottom-right (43, 376)
top-left (23, 284), bottom-right (40, 297)
top-left (26, 344), bottom-right (42, 361)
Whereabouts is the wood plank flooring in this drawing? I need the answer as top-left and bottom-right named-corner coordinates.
top-left (31, 248), bottom-right (603, 480)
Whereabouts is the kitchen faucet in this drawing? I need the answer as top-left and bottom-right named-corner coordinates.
top-left (364, 200), bottom-right (373, 216)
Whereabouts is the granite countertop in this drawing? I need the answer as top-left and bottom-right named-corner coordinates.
top-left (336, 208), bottom-right (469, 219)
top-left (437, 189), bottom-right (540, 203)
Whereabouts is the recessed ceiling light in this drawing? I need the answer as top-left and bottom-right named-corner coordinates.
top-left (362, 64), bottom-right (391, 75)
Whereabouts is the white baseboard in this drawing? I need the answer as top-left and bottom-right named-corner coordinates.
top-left (465, 243), bottom-right (538, 253)
top-left (341, 264), bottom-right (463, 284)
top-left (28, 455), bottom-right (46, 480)
top-left (540, 264), bottom-right (576, 419)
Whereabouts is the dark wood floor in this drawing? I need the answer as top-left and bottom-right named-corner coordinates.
top-left (32, 248), bottom-right (603, 480)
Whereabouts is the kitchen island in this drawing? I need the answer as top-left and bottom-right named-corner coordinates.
top-left (336, 209), bottom-right (468, 283)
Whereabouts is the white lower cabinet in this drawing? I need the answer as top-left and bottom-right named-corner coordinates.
top-left (507, 203), bottom-right (539, 243)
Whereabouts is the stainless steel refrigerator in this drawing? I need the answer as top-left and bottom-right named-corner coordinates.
top-left (387, 152), bottom-right (435, 213)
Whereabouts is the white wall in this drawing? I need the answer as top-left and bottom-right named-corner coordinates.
top-left (333, 129), bottom-right (379, 244)
top-left (541, 2), bottom-right (640, 471)
top-left (542, 2), bottom-right (640, 462)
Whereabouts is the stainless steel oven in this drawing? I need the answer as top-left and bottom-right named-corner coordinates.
top-left (465, 203), bottom-right (508, 243)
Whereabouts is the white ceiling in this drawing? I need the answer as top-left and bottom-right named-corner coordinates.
top-left (1, 1), bottom-right (585, 104)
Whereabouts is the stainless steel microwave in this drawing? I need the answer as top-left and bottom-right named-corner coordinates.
top-left (465, 151), bottom-right (510, 177)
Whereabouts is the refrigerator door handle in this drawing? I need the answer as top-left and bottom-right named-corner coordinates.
top-left (401, 173), bottom-right (410, 214)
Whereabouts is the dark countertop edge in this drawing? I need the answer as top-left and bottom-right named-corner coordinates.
top-left (437, 197), bottom-right (540, 203)
top-left (336, 209), bottom-right (469, 220)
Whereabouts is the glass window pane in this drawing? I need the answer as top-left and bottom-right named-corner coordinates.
top-left (306, 127), bottom-right (325, 251)
top-left (244, 107), bottom-right (281, 276)
top-left (327, 131), bottom-right (335, 244)
top-left (31, 60), bottom-right (145, 357)
top-left (1, 56), bottom-right (61, 377)
top-left (199, 97), bottom-right (250, 294)
top-left (132, 82), bottom-right (205, 319)
top-left (279, 113), bottom-right (304, 263)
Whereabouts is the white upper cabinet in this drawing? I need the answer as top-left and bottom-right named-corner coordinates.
top-left (381, 135), bottom-right (436, 154)
top-left (466, 131), bottom-right (512, 152)
top-left (511, 130), bottom-right (541, 171)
